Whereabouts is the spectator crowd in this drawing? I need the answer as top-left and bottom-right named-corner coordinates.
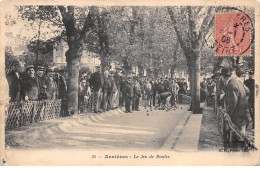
top-left (6, 60), bottom-right (255, 150)
top-left (78, 65), bottom-right (189, 113)
top-left (6, 61), bottom-right (190, 116)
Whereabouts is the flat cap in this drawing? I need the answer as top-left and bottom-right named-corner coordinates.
top-left (37, 66), bottom-right (45, 71)
top-left (47, 66), bottom-right (55, 72)
top-left (26, 65), bottom-right (35, 70)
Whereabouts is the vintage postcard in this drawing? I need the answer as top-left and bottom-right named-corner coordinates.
top-left (0, 0), bottom-right (259, 166)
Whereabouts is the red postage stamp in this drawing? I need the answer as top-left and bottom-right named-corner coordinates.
top-left (215, 13), bottom-right (251, 56)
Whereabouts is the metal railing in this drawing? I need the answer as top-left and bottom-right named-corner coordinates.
top-left (214, 96), bottom-right (256, 150)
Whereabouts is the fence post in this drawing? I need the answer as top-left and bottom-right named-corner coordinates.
top-left (43, 100), bottom-right (47, 121)
top-left (31, 102), bottom-right (37, 123)
top-left (20, 102), bottom-right (25, 126)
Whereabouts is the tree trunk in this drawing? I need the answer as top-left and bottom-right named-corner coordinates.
top-left (191, 54), bottom-right (201, 114)
top-left (187, 65), bottom-right (192, 93)
top-left (36, 20), bottom-right (42, 64)
top-left (100, 53), bottom-right (106, 74)
top-left (67, 55), bottom-right (80, 115)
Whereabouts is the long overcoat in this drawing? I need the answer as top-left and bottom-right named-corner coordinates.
top-left (225, 78), bottom-right (251, 127)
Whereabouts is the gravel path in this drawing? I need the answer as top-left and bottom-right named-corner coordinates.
top-left (198, 106), bottom-right (224, 151)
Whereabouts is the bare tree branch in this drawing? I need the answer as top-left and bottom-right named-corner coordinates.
top-left (45, 16), bottom-right (64, 26)
top-left (79, 6), bottom-right (97, 42)
top-left (194, 6), bottom-right (203, 16)
top-left (187, 6), bottom-right (197, 41)
top-left (198, 7), bottom-right (213, 42)
top-left (58, 6), bottom-right (67, 23)
top-left (167, 7), bottom-right (187, 53)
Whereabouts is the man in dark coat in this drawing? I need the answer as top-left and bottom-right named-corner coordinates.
top-left (181, 78), bottom-right (188, 94)
top-left (102, 70), bottom-right (111, 111)
top-left (163, 77), bottom-right (170, 92)
top-left (157, 78), bottom-right (164, 94)
top-left (109, 72), bottom-right (117, 109)
top-left (132, 76), bottom-right (141, 111)
top-left (222, 67), bottom-right (252, 149)
top-left (78, 79), bottom-right (88, 113)
top-left (157, 78), bottom-right (164, 106)
top-left (55, 69), bottom-right (68, 116)
top-left (158, 91), bottom-right (172, 109)
top-left (89, 66), bottom-right (102, 113)
top-left (200, 77), bottom-right (208, 103)
top-left (114, 67), bottom-right (122, 108)
top-left (36, 66), bottom-right (47, 100)
top-left (119, 74), bottom-right (126, 107)
top-left (244, 71), bottom-right (255, 128)
top-left (7, 61), bottom-right (25, 102)
top-left (152, 78), bottom-right (158, 106)
top-left (23, 65), bottom-right (39, 101)
top-left (125, 75), bottom-right (133, 113)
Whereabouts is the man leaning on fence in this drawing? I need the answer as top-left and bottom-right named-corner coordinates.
top-left (45, 66), bottom-right (58, 100)
top-left (36, 65), bottom-right (47, 100)
top-left (221, 67), bottom-right (253, 150)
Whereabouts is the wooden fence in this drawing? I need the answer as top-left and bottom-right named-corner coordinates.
top-left (5, 100), bottom-right (61, 129)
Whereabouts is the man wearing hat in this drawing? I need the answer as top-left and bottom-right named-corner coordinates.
top-left (36, 65), bottom-right (47, 100)
top-left (89, 65), bottom-right (103, 113)
top-left (78, 79), bottom-right (88, 113)
top-left (109, 71), bottom-right (117, 110)
top-left (119, 73), bottom-right (127, 107)
top-left (152, 78), bottom-right (159, 107)
top-left (23, 65), bottom-right (39, 101)
top-left (45, 66), bottom-right (58, 100)
top-left (244, 71), bottom-right (255, 128)
top-left (56, 69), bottom-right (68, 116)
top-left (114, 66), bottom-right (122, 108)
top-left (221, 67), bottom-right (252, 149)
top-left (7, 60), bottom-right (25, 102)
top-left (132, 76), bottom-right (141, 111)
top-left (102, 70), bottom-right (111, 111)
top-left (125, 75), bottom-right (133, 113)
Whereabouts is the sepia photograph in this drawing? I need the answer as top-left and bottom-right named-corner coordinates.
top-left (0, 0), bottom-right (259, 166)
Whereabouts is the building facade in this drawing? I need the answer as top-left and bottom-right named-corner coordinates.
top-left (5, 32), bottom-right (29, 56)
top-left (53, 40), bottom-right (101, 72)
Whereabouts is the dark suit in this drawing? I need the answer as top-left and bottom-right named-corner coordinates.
top-left (225, 78), bottom-right (251, 128)
top-left (102, 76), bottom-right (111, 111)
top-left (7, 71), bottom-right (24, 102)
top-left (152, 81), bottom-right (158, 106)
top-left (132, 81), bottom-right (141, 110)
top-left (23, 75), bottom-right (39, 101)
top-left (89, 72), bottom-right (102, 92)
top-left (125, 80), bottom-right (133, 112)
top-left (89, 72), bottom-right (102, 112)
top-left (244, 78), bottom-right (254, 108)
top-left (37, 75), bottom-right (47, 100)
